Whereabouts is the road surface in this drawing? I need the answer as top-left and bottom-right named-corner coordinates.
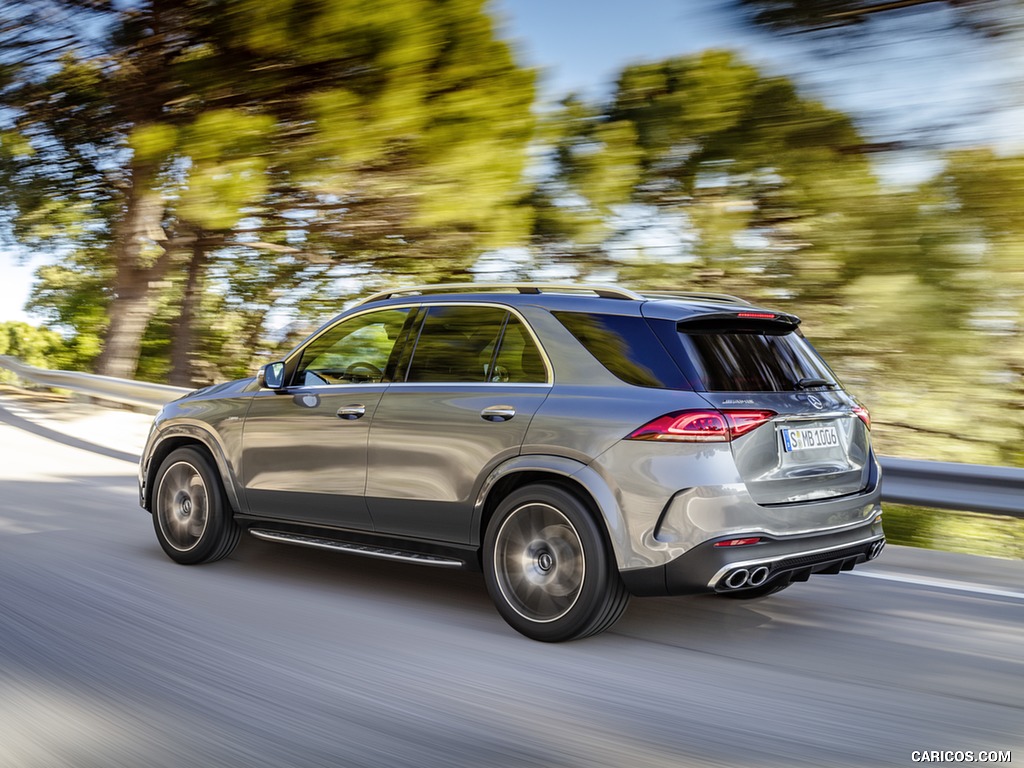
top-left (1, 390), bottom-right (1021, 767)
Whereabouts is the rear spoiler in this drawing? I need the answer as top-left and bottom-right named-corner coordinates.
top-left (676, 310), bottom-right (801, 334)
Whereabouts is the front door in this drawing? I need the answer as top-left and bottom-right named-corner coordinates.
top-left (240, 306), bottom-right (413, 530)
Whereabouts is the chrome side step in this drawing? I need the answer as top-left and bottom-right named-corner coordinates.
top-left (249, 529), bottom-right (466, 568)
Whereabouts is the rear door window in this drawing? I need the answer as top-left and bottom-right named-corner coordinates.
top-left (490, 316), bottom-right (548, 384)
top-left (402, 305), bottom-right (548, 384)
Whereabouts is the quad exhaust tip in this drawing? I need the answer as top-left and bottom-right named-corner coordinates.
top-left (724, 569), bottom-right (750, 589)
top-left (722, 564), bottom-right (772, 590)
top-left (748, 566), bottom-right (770, 587)
top-left (869, 539), bottom-right (886, 559)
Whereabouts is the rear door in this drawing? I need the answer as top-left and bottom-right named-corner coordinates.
top-left (366, 303), bottom-right (551, 542)
top-left (660, 312), bottom-right (871, 504)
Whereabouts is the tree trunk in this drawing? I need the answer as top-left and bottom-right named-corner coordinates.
top-left (94, 164), bottom-right (169, 380)
top-left (168, 237), bottom-right (209, 387)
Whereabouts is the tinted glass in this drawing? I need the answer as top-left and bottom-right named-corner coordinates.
top-left (295, 308), bottom-right (410, 386)
top-left (554, 312), bottom-right (688, 389)
top-left (679, 329), bottom-right (839, 392)
top-left (491, 316), bottom-right (547, 383)
top-left (405, 306), bottom-right (507, 383)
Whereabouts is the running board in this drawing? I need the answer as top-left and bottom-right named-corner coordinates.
top-left (249, 529), bottom-right (466, 568)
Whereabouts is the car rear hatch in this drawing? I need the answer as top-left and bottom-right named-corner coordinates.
top-left (645, 303), bottom-right (872, 505)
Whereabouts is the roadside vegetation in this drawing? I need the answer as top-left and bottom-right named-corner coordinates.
top-left (1, 0), bottom-right (1021, 470)
top-left (883, 504), bottom-right (1024, 560)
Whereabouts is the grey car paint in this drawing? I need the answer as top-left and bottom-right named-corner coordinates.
top-left (240, 384), bottom-right (387, 530)
top-left (139, 377), bottom-right (258, 515)
top-left (366, 383), bottom-right (550, 541)
top-left (141, 287), bottom-right (883, 605)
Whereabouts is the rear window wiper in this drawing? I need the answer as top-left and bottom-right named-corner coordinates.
top-left (794, 377), bottom-right (832, 390)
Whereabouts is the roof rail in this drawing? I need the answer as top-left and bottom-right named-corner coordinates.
top-left (355, 282), bottom-right (645, 306)
top-left (641, 290), bottom-right (751, 306)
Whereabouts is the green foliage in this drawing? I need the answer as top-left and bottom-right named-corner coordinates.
top-left (0, 321), bottom-right (72, 380)
top-left (3, 0), bottom-right (538, 380)
top-left (129, 124), bottom-right (179, 166)
top-left (943, 149), bottom-right (1024, 238)
top-left (3, 0), bottom-right (1021, 485)
top-left (531, 47), bottom-right (1024, 472)
top-left (883, 504), bottom-right (1024, 559)
top-left (26, 250), bottom-right (113, 371)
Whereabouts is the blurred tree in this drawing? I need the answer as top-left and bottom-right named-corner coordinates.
top-left (536, 50), bottom-right (892, 303)
top-left (1, 1), bottom-right (201, 380)
top-left (0, 321), bottom-right (72, 381)
top-left (939, 149), bottom-right (1024, 464)
top-left (735, 0), bottom-right (1019, 36)
top-left (25, 248), bottom-right (113, 371)
top-left (2, 0), bottom-right (536, 384)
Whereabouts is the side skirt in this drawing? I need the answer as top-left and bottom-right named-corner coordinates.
top-left (235, 517), bottom-right (480, 570)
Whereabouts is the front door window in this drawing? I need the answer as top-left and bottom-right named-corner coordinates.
top-left (294, 308), bottom-right (411, 386)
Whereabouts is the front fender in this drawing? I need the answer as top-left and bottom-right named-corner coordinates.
top-left (141, 421), bottom-right (246, 516)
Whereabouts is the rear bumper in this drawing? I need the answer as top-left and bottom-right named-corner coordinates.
top-left (620, 515), bottom-right (885, 597)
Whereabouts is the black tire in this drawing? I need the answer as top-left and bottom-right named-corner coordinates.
top-left (152, 447), bottom-right (241, 565)
top-left (719, 582), bottom-right (790, 600)
top-left (483, 484), bottom-right (629, 642)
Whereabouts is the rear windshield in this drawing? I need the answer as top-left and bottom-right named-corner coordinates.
top-left (679, 328), bottom-right (840, 392)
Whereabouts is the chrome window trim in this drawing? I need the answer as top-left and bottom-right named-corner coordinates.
top-left (286, 300), bottom-right (554, 387)
top-left (266, 383), bottom-right (390, 393)
top-left (386, 381), bottom-right (553, 390)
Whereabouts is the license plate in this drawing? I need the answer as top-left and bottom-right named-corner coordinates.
top-left (781, 425), bottom-right (839, 452)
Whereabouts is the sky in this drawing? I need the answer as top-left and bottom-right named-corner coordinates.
top-left (492, 0), bottom-right (1024, 152)
top-left (3, 0), bottom-right (1021, 324)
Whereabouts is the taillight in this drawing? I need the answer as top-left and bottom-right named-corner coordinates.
top-left (852, 405), bottom-right (871, 430)
top-left (627, 409), bottom-right (776, 443)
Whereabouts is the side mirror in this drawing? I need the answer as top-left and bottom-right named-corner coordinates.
top-left (258, 361), bottom-right (286, 390)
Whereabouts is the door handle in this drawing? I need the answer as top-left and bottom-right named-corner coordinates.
top-left (481, 405), bottom-right (516, 422)
top-left (337, 404), bottom-right (366, 420)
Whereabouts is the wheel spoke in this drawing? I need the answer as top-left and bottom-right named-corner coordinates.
top-left (493, 502), bottom-right (585, 623)
top-left (156, 461), bottom-right (209, 553)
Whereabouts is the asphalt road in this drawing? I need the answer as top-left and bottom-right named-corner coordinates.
top-left (1, 391), bottom-right (1021, 768)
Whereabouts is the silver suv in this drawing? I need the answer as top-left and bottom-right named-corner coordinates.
top-left (140, 283), bottom-right (884, 641)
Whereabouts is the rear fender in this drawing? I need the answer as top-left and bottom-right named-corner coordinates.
top-left (472, 455), bottom-right (632, 569)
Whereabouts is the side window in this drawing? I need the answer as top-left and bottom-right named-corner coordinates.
top-left (294, 308), bottom-right (411, 386)
top-left (405, 306), bottom-right (508, 383)
top-left (553, 311), bottom-right (688, 389)
top-left (490, 316), bottom-right (547, 384)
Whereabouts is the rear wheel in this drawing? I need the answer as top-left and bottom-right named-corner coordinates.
top-left (483, 484), bottom-right (629, 642)
top-left (152, 447), bottom-right (240, 565)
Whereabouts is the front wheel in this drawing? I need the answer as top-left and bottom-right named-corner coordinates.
top-left (483, 484), bottom-right (629, 642)
top-left (152, 447), bottom-right (240, 565)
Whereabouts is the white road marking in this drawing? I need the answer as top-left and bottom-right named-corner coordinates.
top-left (849, 569), bottom-right (1024, 601)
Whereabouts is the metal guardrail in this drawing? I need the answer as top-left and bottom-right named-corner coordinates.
top-left (879, 457), bottom-right (1024, 519)
top-left (2, 356), bottom-right (1023, 517)
top-left (0, 355), bottom-right (192, 412)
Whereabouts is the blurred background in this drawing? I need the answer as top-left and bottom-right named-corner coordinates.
top-left (1, 0), bottom-right (1022, 475)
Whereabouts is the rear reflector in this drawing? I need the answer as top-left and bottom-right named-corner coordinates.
top-left (627, 409), bottom-right (776, 443)
top-left (714, 537), bottom-right (762, 547)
